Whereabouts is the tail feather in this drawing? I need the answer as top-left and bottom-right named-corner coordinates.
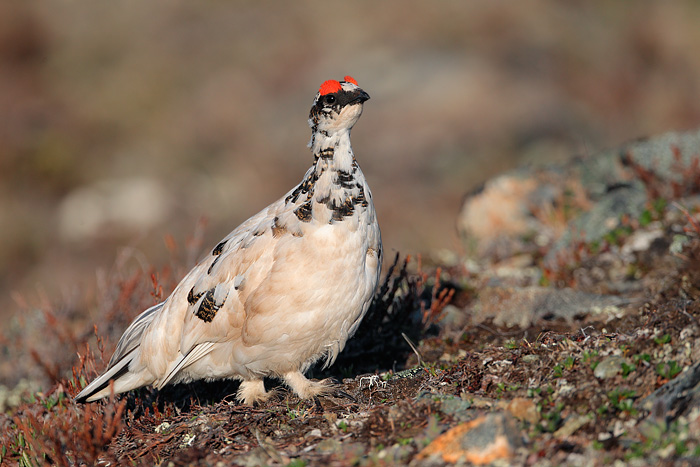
top-left (75, 349), bottom-right (137, 402)
top-left (75, 302), bottom-right (163, 403)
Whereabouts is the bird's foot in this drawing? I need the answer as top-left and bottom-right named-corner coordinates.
top-left (237, 379), bottom-right (275, 406)
top-left (283, 371), bottom-right (342, 400)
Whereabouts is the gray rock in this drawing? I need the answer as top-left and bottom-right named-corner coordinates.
top-left (594, 355), bottom-right (630, 379)
top-left (316, 438), bottom-right (342, 454)
top-left (641, 360), bottom-right (700, 422)
top-left (417, 393), bottom-right (476, 422)
top-left (571, 184), bottom-right (647, 243)
top-left (458, 128), bottom-right (700, 258)
top-left (619, 129), bottom-right (700, 183)
top-left (473, 286), bottom-right (629, 328)
top-left (575, 129), bottom-right (700, 197)
top-left (234, 447), bottom-right (275, 467)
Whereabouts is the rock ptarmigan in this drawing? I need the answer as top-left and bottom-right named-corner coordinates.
top-left (75, 76), bottom-right (382, 405)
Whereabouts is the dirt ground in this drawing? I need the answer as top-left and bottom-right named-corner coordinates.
top-left (2, 182), bottom-right (700, 465)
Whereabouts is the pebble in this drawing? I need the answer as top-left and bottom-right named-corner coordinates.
top-left (304, 428), bottom-right (322, 439)
top-left (594, 355), bottom-right (630, 379)
top-left (554, 415), bottom-right (590, 438)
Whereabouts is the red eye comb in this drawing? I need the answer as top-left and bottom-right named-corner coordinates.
top-left (344, 76), bottom-right (358, 85)
top-left (319, 80), bottom-right (342, 96)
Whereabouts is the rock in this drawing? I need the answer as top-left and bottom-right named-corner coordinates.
top-left (376, 443), bottom-right (414, 464)
top-left (316, 438), bottom-right (342, 454)
top-left (616, 129), bottom-right (700, 185)
top-left (554, 414), bottom-right (591, 438)
top-left (425, 394), bottom-right (475, 423)
top-left (487, 254), bottom-right (542, 286)
top-left (504, 397), bottom-right (539, 425)
top-left (334, 414), bottom-right (366, 431)
top-left (304, 428), bottom-right (322, 439)
top-left (621, 228), bottom-right (665, 256)
top-left (641, 360), bottom-right (700, 422)
top-left (564, 184), bottom-right (647, 244)
top-left (457, 173), bottom-right (544, 258)
top-left (458, 129), bottom-right (700, 259)
top-left (473, 286), bottom-right (628, 328)
top-left (235, 447), bottom-right (276, 467)
top-left (594, 355), bottom-right (631, 379)
top-left (467, 396), bottom-right (497, 409)
top-left (416, 412), bottom-right (523, 465)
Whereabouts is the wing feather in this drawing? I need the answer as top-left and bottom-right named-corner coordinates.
top-left (155, 341), bottom-right (216, 389)
top-left (108, 302), bottom-right (163, 368)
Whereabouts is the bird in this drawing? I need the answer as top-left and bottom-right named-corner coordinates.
top-left (75, 76), bottom-right (382, 405)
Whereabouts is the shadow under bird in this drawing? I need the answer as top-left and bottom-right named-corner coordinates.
top-left (75, 76), bottom-right (382, 405)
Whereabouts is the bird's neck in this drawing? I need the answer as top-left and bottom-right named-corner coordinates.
top-left (309, 128), bottom-right (357, 174)
top-left (283, 126), bottom-right (368, 224)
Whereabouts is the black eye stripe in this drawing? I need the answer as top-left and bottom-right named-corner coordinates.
top-left (309, 89), bottom-right (367, 121)
top-left (317, 90), bottom-right (360, 109)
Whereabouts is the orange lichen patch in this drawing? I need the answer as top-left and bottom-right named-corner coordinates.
top-left (417, 413), bottom-right (521, 464)
top-left (459, 175), bottom-right (538, 239)
top-left (343, 75), bottom-right (358, 85)
top-left (319, 79), bottom-right (342, 96)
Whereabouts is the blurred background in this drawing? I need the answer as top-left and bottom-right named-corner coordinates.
top-left (2, 1), bottom-right (700, 321)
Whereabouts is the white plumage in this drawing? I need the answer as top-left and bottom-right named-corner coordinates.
top-left (76, 77), bottom-right (382, 405)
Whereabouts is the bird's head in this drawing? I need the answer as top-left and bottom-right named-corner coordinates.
top-left (309, 76), bottom-right (370, 134)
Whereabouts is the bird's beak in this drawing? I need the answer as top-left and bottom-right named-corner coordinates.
top-left (351, 90), bottom-right (370, 104)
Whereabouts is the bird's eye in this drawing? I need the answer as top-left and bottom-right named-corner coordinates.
top-left (324, 95), bottom-right (336, 104)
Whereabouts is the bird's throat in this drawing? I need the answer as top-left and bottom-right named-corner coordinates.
top-left (285, 128), bottom-right (367, 224)
top-left (310, 128), bottom-right (356, 174)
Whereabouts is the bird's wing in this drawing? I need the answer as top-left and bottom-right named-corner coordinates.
top-left (107, 302), bottom-right (164, 369)
top-left (140, 196), bottom-right (305, 373)
top-left (155, 341), bottom-right (216, 389)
